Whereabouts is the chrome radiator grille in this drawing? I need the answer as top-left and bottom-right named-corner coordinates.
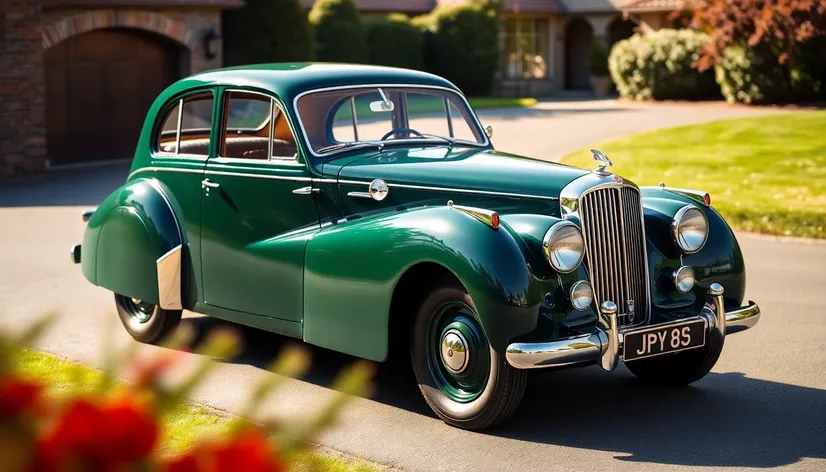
top-left (579, 186), bottom-right (649, 326)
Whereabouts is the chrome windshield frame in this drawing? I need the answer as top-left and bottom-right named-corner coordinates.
top-left (292, 84), bottom-right (492, 158)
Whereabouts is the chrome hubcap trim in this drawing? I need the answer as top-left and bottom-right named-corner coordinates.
top-left (441, 328), bottom-right (469, 373)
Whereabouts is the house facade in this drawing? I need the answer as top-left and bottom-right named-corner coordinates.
top-left (0, 0), bottom-right (679, 177)
top-left (301, 0), bottom-right (682, 97)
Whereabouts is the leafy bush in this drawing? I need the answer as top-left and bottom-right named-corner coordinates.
top-left (715, 38), bottom-right (826, 104)
top-left (309, 0), bottom-right (368, 63)
top-left (415, 1), bottom-right (500, 95)
top-left (609, 29), bottom-right (719, 100)
top-left (588, 39), bottom-right (610, 77)
top-left (365, 14), bottom-right (424, 70)
top-left (222, 0), bottom-right (313, 65)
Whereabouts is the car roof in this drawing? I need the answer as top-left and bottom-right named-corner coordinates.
top-left (161, 63), bottom-right (460, 105)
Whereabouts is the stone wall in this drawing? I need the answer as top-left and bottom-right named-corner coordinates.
top-left (1, 0), bottom-right (47, 177)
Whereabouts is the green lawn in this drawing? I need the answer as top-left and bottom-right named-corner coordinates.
top-left (14, 348), bottom-right (377, 472)
top-left (560, 111), bottom-right (826, 238)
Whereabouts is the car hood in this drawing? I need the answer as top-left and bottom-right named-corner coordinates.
top-left (331, 146), bottom-right (589, 200)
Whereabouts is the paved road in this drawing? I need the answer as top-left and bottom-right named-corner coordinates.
top-left (1, 101), bottom-right (823, 471)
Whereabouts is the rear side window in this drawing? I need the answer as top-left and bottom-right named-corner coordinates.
top-left (220, 91), bottom-right (298, 161)
top-left (155, 92), bottom-right (214, 157)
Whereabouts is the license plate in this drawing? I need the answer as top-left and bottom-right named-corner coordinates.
top-left (623, 319), bottom-right (706, 361)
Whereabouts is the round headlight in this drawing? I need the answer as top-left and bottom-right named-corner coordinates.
top-left (672, 206), bottom-right (708, 254)
top-left (673, 266), bottom-right (695, 293)
top-left (570, 280), bottom-right (593, 311)
top-left (542, 222), bottom-right (585, 273)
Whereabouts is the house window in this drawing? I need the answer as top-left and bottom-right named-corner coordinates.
top-left (499, 19), bottom-right (549, 80)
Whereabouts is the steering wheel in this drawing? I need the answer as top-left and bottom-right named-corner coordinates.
top-left (380, 128), bottom-right (424, 141)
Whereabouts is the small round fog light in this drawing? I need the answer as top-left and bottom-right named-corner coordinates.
top-left (570, 280), bottom-right (594, 311)
top-left (674, 266), bottom-right (695, 293)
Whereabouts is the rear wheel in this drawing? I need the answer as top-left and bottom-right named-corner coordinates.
top-left (625, 330), bottom-right (724, 387)
top-left (115, 294), bottom-right (181, 344)
top-left (410, 284), bottom-right (526, 430)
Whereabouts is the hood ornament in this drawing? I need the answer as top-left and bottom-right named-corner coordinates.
top-left (591, 148), bottom-right (612, 175)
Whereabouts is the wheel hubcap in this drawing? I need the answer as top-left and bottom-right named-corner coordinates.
top-left (426, 301), bottom-right (490, 403)
top-left (441, 329), bottom-right (469, 373)
top-left (126, 298), bottom-right (154, 323)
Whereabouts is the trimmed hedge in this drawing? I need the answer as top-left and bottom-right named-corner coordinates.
top-left (609, 29), bottom-right (719, 100)
top-left (365, 14), bottom-right (424, 70)
top-left (415, 1), bottom-right (499, 95)
top-left (309, 0), bottom-right (368, 63)
top-left (222, 0), bottom-right (313, 65)
top-left (716, 38), bottom-right (826, 104)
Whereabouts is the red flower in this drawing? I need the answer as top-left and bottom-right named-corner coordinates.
top-left (0, 378), bottom-right (44, 420)
top-left (129, 351), bottom-right (182, 388)
top-left (163, 428), bottom-right (284, 472)
top-left (34, 396), bottom-right (159, 472)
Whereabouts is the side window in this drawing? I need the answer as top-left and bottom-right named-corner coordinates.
top-left (447, 99), bottom-right (478, 142)
top-left (154, 92), bottom-right (214, 157)
top-left (221, 91), bottom-right (297, 160)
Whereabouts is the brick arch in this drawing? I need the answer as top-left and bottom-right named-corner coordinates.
top-left (42, 10), bottom-right (197, 50)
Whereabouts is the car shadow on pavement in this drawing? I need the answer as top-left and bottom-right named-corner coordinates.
top-left (0, 162), bottom-right (129, 207)
top-left (179, 315), bottom-right (825, 468)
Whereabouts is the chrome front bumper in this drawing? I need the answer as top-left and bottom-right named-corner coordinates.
top-left (506, 283), bottom-right (761, 370)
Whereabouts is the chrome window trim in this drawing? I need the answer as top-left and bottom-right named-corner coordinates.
top-left (220, 88), bottom-right (301, 163)
top-left (560, 172), bottom-right (652, 326)
top-left (153, 91), bottom-right (216, 160)
top-left (292, 84), bottom-right (492, 158)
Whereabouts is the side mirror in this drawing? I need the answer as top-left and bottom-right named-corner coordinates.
top-left (484, 124), bottom-right (494, 138)
top-left (369, 100), bottom-right (395, 112)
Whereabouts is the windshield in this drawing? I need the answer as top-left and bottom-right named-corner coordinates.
top-left (295, 86), bottom-right (487, 155)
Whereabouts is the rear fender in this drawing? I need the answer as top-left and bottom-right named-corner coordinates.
top-left (82, 178), bottom-right (184, 309)
top-left (303, 206), bottom-right (544, 361)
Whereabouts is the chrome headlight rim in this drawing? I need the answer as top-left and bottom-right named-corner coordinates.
top-left (542, 221), bottom-right (585, 274)
top-left (570, 280), bottom-right (594, 311)
top-left (672, 205), bottom-right (709, 254)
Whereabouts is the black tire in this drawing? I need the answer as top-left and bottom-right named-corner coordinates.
top-left (410, 284), bottom-right (527, 430)
top-left (115, 294), bottom-right (182, 344)
top-left (625, 329), bottom-right (724, 387)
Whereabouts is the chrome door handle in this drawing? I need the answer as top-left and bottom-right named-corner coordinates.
top-left (292, 186), bottom-right (319, 195)
top-left (201, 179), bottom-right (220, 189)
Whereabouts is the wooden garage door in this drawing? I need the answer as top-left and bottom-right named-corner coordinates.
top-left (45, 29), bottom-right (181, 166)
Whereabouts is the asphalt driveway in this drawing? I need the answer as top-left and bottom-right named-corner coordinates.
top-left (1, 100), bottom-right (822, 472)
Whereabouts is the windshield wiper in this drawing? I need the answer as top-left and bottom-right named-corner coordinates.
top-left (317, 142), bottom-right (383, 154)
top-left (417, 133), bottom-right (455, 148)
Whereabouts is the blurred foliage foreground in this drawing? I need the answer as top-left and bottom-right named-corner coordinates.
top-left (0, 318), bottom-right (376, 472)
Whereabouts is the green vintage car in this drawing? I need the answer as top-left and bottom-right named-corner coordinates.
top-left (71, 63), bottom-right (760, 430)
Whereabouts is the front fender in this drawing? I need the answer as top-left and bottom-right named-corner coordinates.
top-left (82, 178), bottom-right (184, 307)
top-left (303, 206), bottom-right (544, 361)
top-left (642, 188), bottom-right (746, 312)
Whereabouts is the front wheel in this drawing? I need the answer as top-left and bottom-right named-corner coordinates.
top-left (115, 294), bottom-right (182, 344)
top-left (625, 329), bottom-right (724, 387)
top-left (410, 285), bottom-right (526, 430)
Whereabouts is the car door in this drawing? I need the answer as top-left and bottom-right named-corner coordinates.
top-left (200, 88), bottom-right (320, 322)
top-left (147, 89), bottom-right (216, 307)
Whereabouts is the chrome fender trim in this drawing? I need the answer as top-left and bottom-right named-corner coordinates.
top-left (156, 245), bottom-right (182, 310)
top-left (725, 301), bottom-right (760, 334)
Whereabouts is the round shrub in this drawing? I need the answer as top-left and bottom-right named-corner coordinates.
top-left (714, 45), bottom-right (793, 104)
top-left (309, 0), bottom-right (368, 63)
top-left (416, 2), bottom-right (499, 96)
top-left (609, 29), bottom-right (719, 100)
top-left (222, 0), bottom-right (313, 65)
top-left (365, 14), bottom-right (424, 70)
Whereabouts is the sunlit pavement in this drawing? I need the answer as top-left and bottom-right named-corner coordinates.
top-left (1, 100), bottom-right (822, 472)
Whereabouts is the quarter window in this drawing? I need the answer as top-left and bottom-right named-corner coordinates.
top-left (221, 91), bottom-right (297, 160)
top-left (155, 92), bottom-right (214, 157)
